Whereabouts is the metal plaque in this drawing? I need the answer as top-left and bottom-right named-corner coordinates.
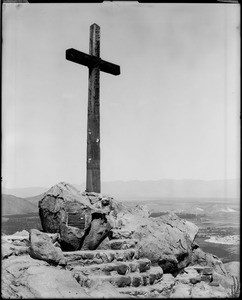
top-left (67, 213), bottom-right (85, 230)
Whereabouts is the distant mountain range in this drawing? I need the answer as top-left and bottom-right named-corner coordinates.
top-left (2, 179), bottom-right (239, 199)
top-left (2, 187), bottom-right (48, 198)
top-left (1, 179), bottom-right (239, 215)
top-left (75, 179), bottom-right (239, 199)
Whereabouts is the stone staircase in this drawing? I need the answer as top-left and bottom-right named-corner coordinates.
top-left (63, 229), bottom-right (166, 297)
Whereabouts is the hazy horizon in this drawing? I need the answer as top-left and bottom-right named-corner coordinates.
top-left (1, 177), bottom-right (240, 190)
top-left (2, 178), bottom-right (239, 200)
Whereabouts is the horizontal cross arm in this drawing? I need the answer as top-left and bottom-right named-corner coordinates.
top-left (99, 59), bottom-right (120, 76)
top-left (66, 48), bottom-right (120, 76)
top-left (66, 48), bottom-right (97, 68)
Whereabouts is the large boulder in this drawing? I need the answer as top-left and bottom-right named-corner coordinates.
top-left (114, 206), bottom-right (198, 275)
top-left (39, 182), bottom-right (115, 251)
top-left (39, 183), bottom-right (92, 240)
top-left (29, 229), bottom-right (66, 266)
top-left (82, 216), bottom-right (112, 250)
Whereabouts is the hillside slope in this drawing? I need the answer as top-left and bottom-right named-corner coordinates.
top-left (2, 194), bottom-right (38, 215)
top-left (25, 194), bottom-right (45, 206)
top-left (2, 187), bottom-right (48, 198)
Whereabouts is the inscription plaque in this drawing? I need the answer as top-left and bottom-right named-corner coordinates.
top-left (67, 213), bottom-right (85, 230)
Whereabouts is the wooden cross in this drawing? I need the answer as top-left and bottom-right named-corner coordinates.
top-left (66, 23), bottom-right (120, 193)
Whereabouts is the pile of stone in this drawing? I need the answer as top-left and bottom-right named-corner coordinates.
top-left (1, 182), bottom-right (240, 298)
top-left (64, 228), bottom-right (163, 293)
top-left (38, 182), bottom-right (118, 251)
top-left (2, 228), bottom-right (238, 298)
top-left (38, 181), bottom-right (199, 276)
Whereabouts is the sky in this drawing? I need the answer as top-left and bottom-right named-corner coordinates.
top-left (2, 2), bottom-right (240, 189)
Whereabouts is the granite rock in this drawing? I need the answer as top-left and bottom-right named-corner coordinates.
top-left (1, 255), bottom-right (90, 298)
top-left (190, 248), bottom-right (227, 276)
top-left (118, 209), bottom-right (198, 275)
top-left (29, 229), bottom-right (66, 266)
top-left (39, 182), bottom-right (114, 251)
top-left (1, 239), bottom-right (29, 259)
top-left (224, 261), bottom-right (240, 278)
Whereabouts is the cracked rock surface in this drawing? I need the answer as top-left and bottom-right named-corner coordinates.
top-left (29, 229), bottom-right (66, 266)
top-left (39, 182), bottom-right (115, 251)
top-left (2, 255), bottom-right (90, 298)
top-left (2, 182), bottom-right (239, 298)
top-left (115, 205), bottom-right (199, 275)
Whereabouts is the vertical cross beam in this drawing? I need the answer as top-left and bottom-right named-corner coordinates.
top-left (66, 24), bottom-right (120, 194)
top-left (86, 24), bottom-right (100, 193)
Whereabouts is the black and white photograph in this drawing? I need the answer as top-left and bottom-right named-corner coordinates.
top-left (1, 1), bottom-right (240, 298)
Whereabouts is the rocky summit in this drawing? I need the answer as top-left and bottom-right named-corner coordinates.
top-left (2, 182), bottom-right (240, 298)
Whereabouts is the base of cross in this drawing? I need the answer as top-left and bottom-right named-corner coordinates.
top-left (86, 168), bottom-right (100, 193)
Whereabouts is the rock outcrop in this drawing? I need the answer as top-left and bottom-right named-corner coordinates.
top-left (112, 200), bottom-right (198, 275)
top-left (224, 261), bottom-right (240, 278)
top-left (2, 255), bottom-right (90, 298)
top-left (190, 248), bottom-right (227, 276)
top-left (62, 227), bottom-right (233, 298)
top-left (39, 181), bottom-right (199, 276)
top-left (224, 261), bottom-right (240, 298)
top-left (39, 182), bottom-right (115, 251)
top-left (81, 215), bottom-right (112, 250)
top-left (2, 223), bottom-right (237, 298)
top-left (2, 232), bottom-right (30, 259)
top-left (29, 229), bottom-right (66, 266)
top-left (2, 182), bottom-right (239, 298)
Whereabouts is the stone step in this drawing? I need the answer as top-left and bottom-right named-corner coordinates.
top-left (63, 249), bottom-right (139, 266)
top-left (83, 266), bottom-right (163, 288)
top-left (118, 273), bottom-right (175, 297)
top-left (2, 235), bottom-right (29, 242)
top-left (109, 229), bottom-right (133, 240)
top-left (69, 258), bottom-right (151, 276)
top-left (108, 239), bottom-right (138, 250)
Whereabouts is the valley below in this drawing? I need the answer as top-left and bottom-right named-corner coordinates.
top-left (122, 197), bottom-right (240, 264)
